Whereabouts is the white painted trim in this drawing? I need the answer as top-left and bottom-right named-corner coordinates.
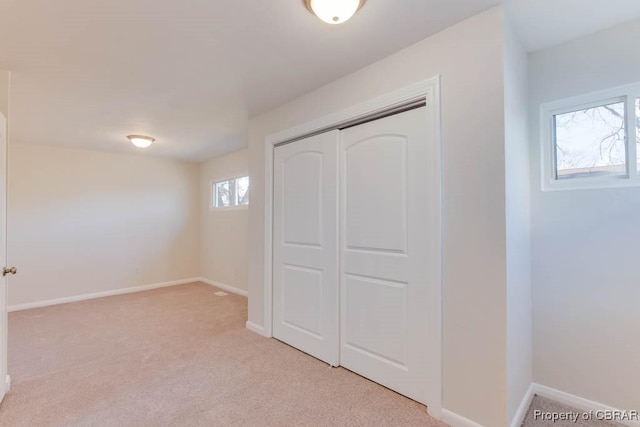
top-left (531, 383), bottom-right (640, 427)
top-left (510, 383), bottom-right (535, 427)
top-left (442, 409), bottom-right (484, 427)
top-left (0, 375), bottom-right (7, 405)
top-left (199, 278), bottom-right (248, 297)
top-left (209, 204), bottom-right (249, 212)
top-left (245, 321), bottom-right (266, 336)
top-left (265, 78), bottom-right (441, 145)
top-left (7, 278), bottom-right (201, 312)
top-left (263, 133), bottom-right (275, 339)
top-left (263, 76), bottom-right (443, 417)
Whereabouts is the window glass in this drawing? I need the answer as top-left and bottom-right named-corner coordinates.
top-left (554, 101), bottom-right (626, 179)
top-left (236, 176), bottom-right (249, 206)
top-left (213, 177), bottom-right (249, 208)
top-left (215, 180), bottom-right (234, 207)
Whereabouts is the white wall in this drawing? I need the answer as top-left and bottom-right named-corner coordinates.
top-left (200, 148), bottom-right (249, 291)
top-left (504, 16), bottom-right (533, 425)
top-left (0, 71), bottom-right (8, 119)
top-left (8, 143), bottom-right (200, 306)
top-left (248, 7), bottom-right (510, 426)
top-left (529, 18), bottom-right (640, 411)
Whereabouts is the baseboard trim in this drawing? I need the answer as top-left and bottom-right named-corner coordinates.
top-left (510, 383), bottom-right (535, 427)
top-left (441, 409), bottom-right (483, 427)
top-left (7, 278), bottom-right (201, 312)
top-left (246, 321), bottom-right (266, 337)
top-left (0, 375), bottom-right (8, 405)
top-left (530, 383), bottom-right (640, 427)
top-left (199, 278), bottom-right (248, 297)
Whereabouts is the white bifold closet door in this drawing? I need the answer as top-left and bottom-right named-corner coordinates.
top-left (339, 107), bottom-right (431, 404)
top-left (273, 107), bottom-right (434, 405)
top-left (273, 130), bottom-right (340, 366)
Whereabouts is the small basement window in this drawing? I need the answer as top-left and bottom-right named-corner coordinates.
top-left (542, 85), bottom-right (640, 190)
top-left (554, 100), bottom-right (626, 179)
top-left (212, 176), bottom-right (249, 208)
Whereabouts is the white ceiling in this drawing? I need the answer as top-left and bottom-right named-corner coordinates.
top-left (1, 0), bottom-right (640, 162)
top-left (507, 0), bottom-right (640, 51)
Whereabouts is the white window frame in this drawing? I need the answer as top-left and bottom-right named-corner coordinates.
top-left (210, 175), bottom-right (249, 210)
top-left (541, 82), bottom-right (640, 191)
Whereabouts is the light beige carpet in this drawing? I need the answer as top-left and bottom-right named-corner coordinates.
top-left (0, 282), bottom-right (444, 426)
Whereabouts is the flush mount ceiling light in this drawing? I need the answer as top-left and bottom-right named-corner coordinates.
top-left (127, 134), bottom-right (155, 148)
top-left (304, 0), bottom-right (366, 25)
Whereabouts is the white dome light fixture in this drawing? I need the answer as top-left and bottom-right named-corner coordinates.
top-left (304, 0), bottom-right (365, 25)
top-left (127, 134), bottom-right (155, 148)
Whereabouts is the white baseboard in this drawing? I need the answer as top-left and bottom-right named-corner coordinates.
top-left (530, 383), bottom-right (640, 427)
top-left (246, 321), bottom-right (266, 337)
top-left (510, 383), bottom-right (535, 427)
top-left (199, 278), bottom-right (248, 297)
top-left (510, 383), bottom-right (640, 427)
top-left (0, 375), bottom-right (8, 405)
top-left (441, 409), bottom-right (484, 427)
top-left (434, 384), bottom-right (639, 427)
top-left (7, 278), bottom-right (201, 312)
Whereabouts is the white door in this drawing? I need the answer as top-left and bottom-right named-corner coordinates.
top-left (0, 114), bottom-right (8, 404)
top-left (272, 130), bottom-right (339, 366)
top-left (339, 107), bottom-right (436, 405)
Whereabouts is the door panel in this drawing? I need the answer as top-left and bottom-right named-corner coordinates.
top-left (345, 135), bottom-right (408, 254)
top-left (273, 130), bottom-right (339, 366)
top-left (340, 107), bottom-right (433, 404)
top-left (344, 274), bottom-right (408, 368)
top-left (282, 265), bottom-right (323, 337)
top-left (282, 152), bottom-right (323, 247)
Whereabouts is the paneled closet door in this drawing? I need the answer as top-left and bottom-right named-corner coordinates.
top-left (272, 130), bottom-right (340, 366)
top-left (339, 107), bottom-right (435, 405)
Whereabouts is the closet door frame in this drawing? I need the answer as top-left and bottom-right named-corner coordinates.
top-left (259, 76), bottom-right (443, 418)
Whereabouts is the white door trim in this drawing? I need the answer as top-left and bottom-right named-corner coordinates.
top-left (262, 76), bottom-right (443, 418)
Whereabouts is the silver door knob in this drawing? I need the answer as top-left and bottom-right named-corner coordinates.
top-left (2, 267), bottom-right (16, 277)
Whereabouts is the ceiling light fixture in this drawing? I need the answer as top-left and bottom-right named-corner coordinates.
top-left (304, 0), bottom-right (365, 25)
top-left (127, 135), bottom-right (155, 148)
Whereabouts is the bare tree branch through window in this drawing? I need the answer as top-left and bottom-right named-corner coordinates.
top-left (554, 101), bottom-right (626, 179)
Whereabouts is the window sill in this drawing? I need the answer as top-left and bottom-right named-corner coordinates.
top-left (542, 177), bottom-right (640, 192)
top-left (209, 205), bottom-right (249, 212)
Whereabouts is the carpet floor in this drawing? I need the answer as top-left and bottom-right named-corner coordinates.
top-left (0, 282), bottom-right (444, 426)
top-left (521, 395), bottom-right (623, 427)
